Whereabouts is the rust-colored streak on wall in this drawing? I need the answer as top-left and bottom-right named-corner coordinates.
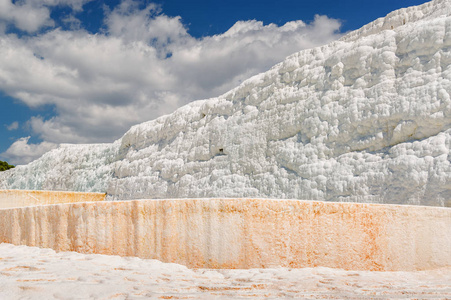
top-left (0, 199), bottom-right (449, 271)
top-left (0, 190), bottom-right (106, 208)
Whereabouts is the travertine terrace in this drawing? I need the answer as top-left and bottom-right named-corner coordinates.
top-left (1, 0), bottom-right (450, 206)
top-left (0, 190), bottom-right (106, 209)
top-left (0, 2), bottom-right (450, 298)
top-left (1, 198), bottom-right (449, 271)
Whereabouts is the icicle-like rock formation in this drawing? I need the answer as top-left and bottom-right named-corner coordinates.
top-left (1, 0), bottom-right (450, 206)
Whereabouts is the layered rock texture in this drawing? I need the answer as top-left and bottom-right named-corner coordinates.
top-left (1, 199), bottom-right (450, 270)
top-left (1, 0), bottom-right (451, 206)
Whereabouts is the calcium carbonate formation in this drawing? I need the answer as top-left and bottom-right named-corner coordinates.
top-left (1, 0), bottom-right (450, 206)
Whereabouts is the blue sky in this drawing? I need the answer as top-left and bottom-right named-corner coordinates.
top-left (0, 0), bottom-right (430, 164)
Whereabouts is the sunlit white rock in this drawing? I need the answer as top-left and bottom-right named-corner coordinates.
top-left (1, 0), bottom-right (450, 206)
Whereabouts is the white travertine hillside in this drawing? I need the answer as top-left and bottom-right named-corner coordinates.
top-left (1, 0), bottom-right (450, 206)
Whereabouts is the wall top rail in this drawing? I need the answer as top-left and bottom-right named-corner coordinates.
top-left (0, 189), bottom-right (106, 209)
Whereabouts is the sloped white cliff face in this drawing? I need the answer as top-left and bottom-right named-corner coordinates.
top-left (1, 0), bottom-right (451, 206)
top-left (0, 143), bottom-right (119, 193)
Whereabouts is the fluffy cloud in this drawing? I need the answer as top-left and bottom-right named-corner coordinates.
top-left (0, 0), bottom-right (92, 33)
top-left (0, 0), bottom-right (52, 33)
top-left (0, 1), bottom-right (342, 164)
top-left (2, 136), bottom-right (57, 165)
top-left (6, 121), bottom-right (18, 131)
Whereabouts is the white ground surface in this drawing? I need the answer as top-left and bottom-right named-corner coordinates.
top-left (0, 243), bottom-right (450, 299)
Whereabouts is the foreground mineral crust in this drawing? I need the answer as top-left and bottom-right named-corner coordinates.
top-left (1, 199), bottom-right (449, 271)
top-left (1, 243), bottom-right (450, 300)
top-left (1, 0), bottom-right (451, 206)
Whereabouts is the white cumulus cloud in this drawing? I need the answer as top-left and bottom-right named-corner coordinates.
top-left (0, 0), bottom-right (93, 33)
top-left (6, 121), bottom-right (18, 131)
top-left (2, 136), bottom-right (57, 165)
top-left (0, 0), bottom-right (52, 33)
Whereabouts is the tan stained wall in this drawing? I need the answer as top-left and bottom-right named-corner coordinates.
top-left (0, 199), bottom-right (449, 271)
top-left (0, 190), bottom-right (106, 208)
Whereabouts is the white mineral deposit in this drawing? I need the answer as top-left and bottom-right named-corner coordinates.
top-left (0, 243), bottom-right (450, 299)
top-left (1, 0), bottom-right (450, 207)
top-left (0, 0), bottom-right (450, 299)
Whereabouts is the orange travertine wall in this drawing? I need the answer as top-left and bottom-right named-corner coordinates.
top-left (0, 199), bottom-right (449, 271)
top-left (0, 190), bottom-right (106, 208)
